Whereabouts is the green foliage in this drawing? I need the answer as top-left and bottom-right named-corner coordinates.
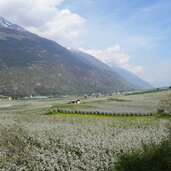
top-left (108, 97), bottom-right (130, 102)
top-left (113, 122), bottom-right (171, 171)
top-left (48, 106), bottom-right (153, 117)
top-left (158, 93), bottom-right (171, 115)
top-left (48, 104), bottom-right (153, 116)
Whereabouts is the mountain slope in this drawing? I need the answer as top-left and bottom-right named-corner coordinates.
top-left (70, 48), bottom-right (112, 71)
top-left (0, 16), bottom-right (25, 31)
top-left (70, 49), bottom-right (152, 90)
top-left (0, 17), bottom-right (135, 96)
top-left (110, 66), bottom-right (152, 90)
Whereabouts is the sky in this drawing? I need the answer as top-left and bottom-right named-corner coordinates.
top-left (0, 0), bottom-right (171, 87)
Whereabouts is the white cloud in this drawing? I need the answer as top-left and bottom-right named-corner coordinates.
top-left (79, 45), bottom-right (143, 74)
top-left (79, 45), bottom-right (128, 64)
top-left (0, 0), bottom-right (85, 45)
top-left (121, 64), bottom-right (143, 74)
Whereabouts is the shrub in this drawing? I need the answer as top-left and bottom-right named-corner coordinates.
top-left (158, 93), bottom-right (171, 115)
top-left (113, 122), bottom-right (171, 171)
top-left (88, 111), bottom-right (93, 115)
top-left (129, 113), bottom-right (134, 116)
top-left (97, 111), bottom-right (100, 115)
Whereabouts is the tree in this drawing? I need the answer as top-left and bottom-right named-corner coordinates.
top-left (158, 93), bottom-right (171, 115)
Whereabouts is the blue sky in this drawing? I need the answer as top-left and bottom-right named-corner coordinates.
top-left (60, 0), bottom-right (171, 87)
top-left (0, 0), bottom-right (171, 87)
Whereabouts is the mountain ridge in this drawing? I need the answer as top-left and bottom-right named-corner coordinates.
top-left (0, 17), bottom-right (151, 96)
top-left (0, 16), bottom-right (26, 31)
top-left (70, 49), bottom-right (152, 90)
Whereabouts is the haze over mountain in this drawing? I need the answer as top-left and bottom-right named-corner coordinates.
top-left (70, 49), bottom-right (152, 90)
top-left (110, 65), bottom-right (152, 90)
top-left (0, 17), bottom-right (151, 96)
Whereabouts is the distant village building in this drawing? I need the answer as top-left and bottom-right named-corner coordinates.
top-left (68, 99), bottom-right (80, 104)
top-left (84, 94), bottom-right (88, 98)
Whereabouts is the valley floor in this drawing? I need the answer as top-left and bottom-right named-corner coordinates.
top-left (0, 90), bottom-right (170, 170)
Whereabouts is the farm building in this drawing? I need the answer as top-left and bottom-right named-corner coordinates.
top-left (68, 99), bottom-right (80, 104)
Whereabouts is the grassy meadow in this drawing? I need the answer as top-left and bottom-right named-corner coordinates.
top-left (0, 90), bottom-right (171, 170)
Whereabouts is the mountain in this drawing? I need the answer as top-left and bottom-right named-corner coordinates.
top-left (0, 17), bottom-right (137, 96)
top-left (110, 66), bottom-right (152, 90)
top-left (69, 48), bottom-right (112, 71)
top-left (70, 49), bottom-right (152, 90)
top-left (0, 16), bottom-right (25, 31)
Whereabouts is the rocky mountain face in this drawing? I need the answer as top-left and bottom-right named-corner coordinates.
top-left (0, 16), bottom-right (26, 31)
top-left (0, 17), bottom-right (151, 96)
